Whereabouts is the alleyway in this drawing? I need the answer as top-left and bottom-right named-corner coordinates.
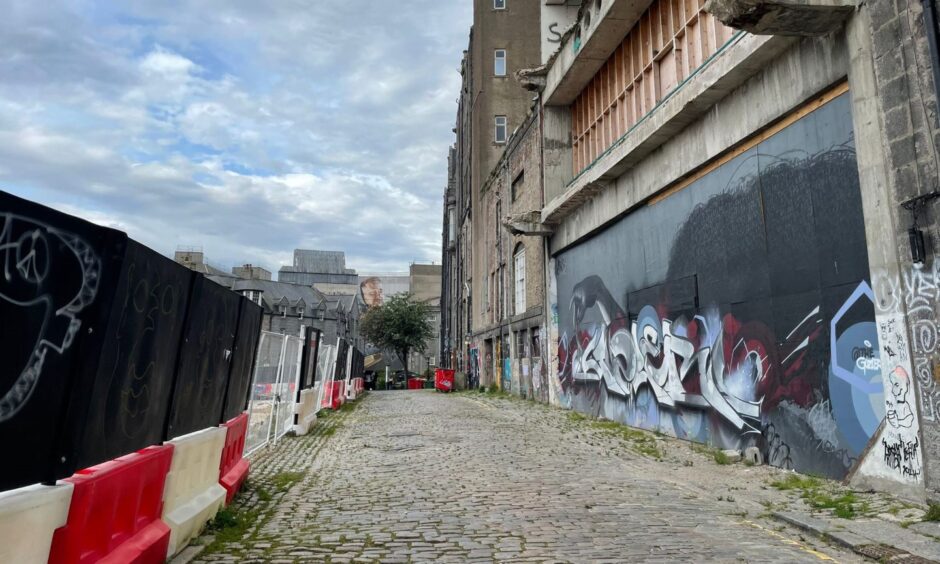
top-left (192, 392), bottom-right (867, 563)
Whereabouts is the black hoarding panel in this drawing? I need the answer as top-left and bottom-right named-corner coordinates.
top-left (299, 327), bottom-right (321, 392)
top-left (221, 298), bottom-right (263, 422)
top-left (166, 276), bottom-right (240, 438)
top-left (0, 191), bottom-right (127, 490)
top-left (67, 240), bottom-right (193, 470)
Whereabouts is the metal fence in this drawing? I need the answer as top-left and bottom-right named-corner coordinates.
top-left (245, 331), bottom-right (304, 455)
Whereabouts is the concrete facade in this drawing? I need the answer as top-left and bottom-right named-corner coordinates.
top-left (523, 0), bottom-right (940, 501)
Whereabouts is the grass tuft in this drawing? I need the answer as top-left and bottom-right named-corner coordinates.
top-left (924, 504), bottom-right (940, 522)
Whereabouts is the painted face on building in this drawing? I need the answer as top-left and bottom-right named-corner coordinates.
top-left (361, 277), bottom-right (384, 307)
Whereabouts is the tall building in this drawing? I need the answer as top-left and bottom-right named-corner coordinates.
top-left (442, 0), bottom-right (553, 379)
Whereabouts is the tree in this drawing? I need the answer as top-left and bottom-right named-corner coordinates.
top-left (360, 293), bottom-right (433, 379)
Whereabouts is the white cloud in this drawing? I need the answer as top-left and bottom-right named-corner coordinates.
top-left (0, 0), bottom-right (471, 273)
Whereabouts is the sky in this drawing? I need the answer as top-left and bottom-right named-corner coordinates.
top-left (0, 1), bottom-right (472, 274)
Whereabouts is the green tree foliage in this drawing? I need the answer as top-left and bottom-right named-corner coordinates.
top-left (360, 293), bottom-right (433, 376)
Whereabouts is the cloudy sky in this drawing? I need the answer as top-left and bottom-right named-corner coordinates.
top-left (1, 1), bottom-right (471, 273)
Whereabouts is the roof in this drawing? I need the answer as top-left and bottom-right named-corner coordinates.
top-left (226, 278), bottom-right (328, 310)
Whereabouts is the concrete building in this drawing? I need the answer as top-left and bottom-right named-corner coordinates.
top-left (408, 264), bottom-right (443, 374)
top-left (532, 0), bottom-right (940, 500)
top-left (444, 0), bottom-right (940, 500)
top-left (278, 249), bottom-right (359, 286)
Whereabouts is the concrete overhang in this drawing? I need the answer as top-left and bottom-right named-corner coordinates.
top-left (543, 0), bottom-right (654, 106)
top-left (503, 211), bottom-right (555, 236)
top-left (541, 33), bottom-right (796, 227)
top-left (705, 0), bottom-right (856, 35)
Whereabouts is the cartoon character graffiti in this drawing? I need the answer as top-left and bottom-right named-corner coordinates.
top-left (887, 366), bottom-right (915, 428)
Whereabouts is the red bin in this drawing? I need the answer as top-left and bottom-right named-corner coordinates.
top-left (407, 377), bottom-right (424, 390)
top-left (435, 369), bottom-right (455, 392)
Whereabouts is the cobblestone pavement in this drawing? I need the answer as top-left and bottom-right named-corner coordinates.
top-left (192, 391), bottom-right (870, 563)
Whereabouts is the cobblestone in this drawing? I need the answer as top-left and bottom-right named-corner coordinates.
top-left (193, 391), bottom-right (867, 562)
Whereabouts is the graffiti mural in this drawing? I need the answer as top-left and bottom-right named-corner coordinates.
top-left (554, 93), bottom-right (886, 479)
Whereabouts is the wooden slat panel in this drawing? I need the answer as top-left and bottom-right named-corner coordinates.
top-left (569, 0), bottom-right (738, 175)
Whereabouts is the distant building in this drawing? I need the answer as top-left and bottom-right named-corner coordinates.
top-left (278, 249), bottom-right (358, 286)
top-left (407, 263), bottom-right (442, 375)
top-left (209, 276), bottom-right (365, 349)
top-left (174, 246), bottom-right (229, 277)
top-left (232, 264), bottom-right (272, 281)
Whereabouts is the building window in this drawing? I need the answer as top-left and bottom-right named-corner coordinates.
top-left (448, 207), bottom-right (456, 243)
top-left (514, 245), bottom-right (526, 315)
top-left (494, 0), bottom-right (505, 9)
top-left (531, 327), bottom-right (541, 358)
top-left (494, 49), bottom-right (506, 77)
top-left (511, 170), bottom-right (524, 201)
top-left (515, 331), bottom-right (526, 358)
top-left (495, 115), bottom-right (507, 144)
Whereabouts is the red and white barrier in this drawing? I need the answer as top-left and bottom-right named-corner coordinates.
top-left (49, 445), bottom-right (174, 564)
top-left (0, 482), bottom-right (73, 563)
top-left (294, 388), bottom-right (319, 435)
top-left (162, 427), bottom-right (227, 557)
top-left (219, 414), bottom-right (250, 505)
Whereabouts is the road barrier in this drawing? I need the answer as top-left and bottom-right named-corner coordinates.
top-left (219, 414), bottom-right (250, 505)
top-left (48, 445), bottom-right (174, 564)
top-left (0, 483), bottom-right (73, 563)
top-left (162, 427), bottom-right (227, 557)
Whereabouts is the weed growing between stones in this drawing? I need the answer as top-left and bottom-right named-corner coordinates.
top-left (770, 474), bottom-right (868, 519)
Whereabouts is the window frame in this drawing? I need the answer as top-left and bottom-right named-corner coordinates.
top-left (514, 245), bottom-right (526, 315)
top-left (494, 49), bottom-right (507, 77)
top-left (494, 0), bottom-right (506, 9)
top-left (494, 115), bottom-right (507, 144)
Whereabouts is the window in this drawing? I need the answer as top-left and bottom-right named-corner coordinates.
top-left (494, 49), bottom-right (506, 77)
top-left (448, 207), bottom-right (456, 243)
top-left (515, 331), bottom-right (526, 359)
top-left (531, 327), bottom-right (541, 358)
top-left (494, 0), bottom-right (505, 9)
top-left (511, 170), bottom-right (524, 201)
top-left (514, 245), bottom-right (526, 315)
top-left (495, 115), bottom-right (507, 144)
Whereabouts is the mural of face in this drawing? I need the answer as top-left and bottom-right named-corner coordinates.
top-left (887, 366), bottom-right (914, 429)
top-left (361, 277), bottom-right (384, 307)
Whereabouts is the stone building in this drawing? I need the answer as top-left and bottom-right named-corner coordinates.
top-left (474, 110), bottom-right (548, 399)
top-left (441, 0), bottom-right (552, 380)
top-left (231, 264), bottom-right (272, 281)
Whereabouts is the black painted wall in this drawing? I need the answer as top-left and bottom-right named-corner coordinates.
top-left (554, 93), bottom-right (883, 478)
top-left (0, 191), bottom-right (263, 490)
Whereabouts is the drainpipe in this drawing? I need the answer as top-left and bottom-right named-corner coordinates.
top-left (923, 0), bottom-right (940, 108)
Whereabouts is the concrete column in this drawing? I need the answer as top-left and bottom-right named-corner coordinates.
top-left (542, 106), bottom-right (573, 205)
top-left (845, 7), bottom-right (926, 501)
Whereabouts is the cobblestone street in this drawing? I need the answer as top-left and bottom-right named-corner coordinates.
top-left (192, 391), bottom-right (869, 563)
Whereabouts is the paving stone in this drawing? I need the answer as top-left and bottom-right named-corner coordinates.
top-left (189, 391), bottom-right (873, 562)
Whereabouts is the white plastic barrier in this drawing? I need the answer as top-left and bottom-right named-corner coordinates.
top-left (162, 427), bottom-right (227, 557)
top-left (0, 482), bottom-right (73, 563)
top-left (294, 387), bottom-right (319, 435)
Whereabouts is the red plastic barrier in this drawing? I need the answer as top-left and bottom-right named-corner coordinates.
top-left (320, 381), bottom-right (347, 410)
top-left (219, 413), bottom-right (250, 505)
top-left (49, 445), bottom-right (174, 564)
top-left (435, 369), bottom-right (455, 392)
top-left (407, 378), bottom-right (424, 390)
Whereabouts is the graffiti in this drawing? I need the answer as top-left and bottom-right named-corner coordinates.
top-left (887, 367), bottom-right (915, 428)
top-left (883, 434), bottom-right (921, 479)
top-left (874, 261), bottom-right (940, 422)
top-left (547, 22), bottom-right (563, 43)
top-left (0, 213), bottom-right (100, 423)
top-left (550, 93), bottom-right (906, 479)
